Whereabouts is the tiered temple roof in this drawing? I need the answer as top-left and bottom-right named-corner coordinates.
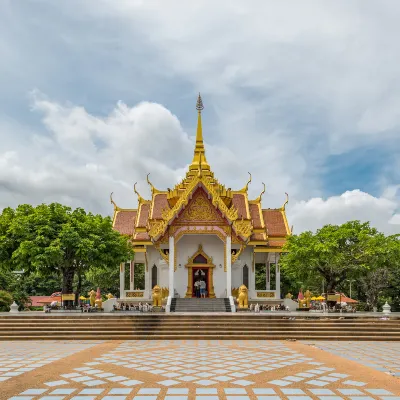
top-left (112, 94), bottom-right (291, 249)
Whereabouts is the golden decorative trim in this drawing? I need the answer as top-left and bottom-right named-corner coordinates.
top-left (232, 243), bottom-right (246, 263)
top-left (126, 291), bottom-right (144, 298)
top-left (148, 176), bottom-right (239, 240)
top-left (174, 236), bottom-right (177, 271)
top-left (146, 173), bottom-right (163, 195)
top-left (256, 291), bottom-right (275, 298)
top-left (224, 241), bottom-right (227, 272)
top-left (254, 248), bottom-right (284, 253)
top-left (232, 218), bottom-right (252, 241)
top-left (154, 242), bottom-right (169, 264)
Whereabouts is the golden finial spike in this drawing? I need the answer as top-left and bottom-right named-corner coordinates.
top-left (134, 182), bottom-right (145, 203)
top-left (190, 93), bottom-right (210, 173)
top-left (241, 172), bottom-right (252, 192)
top-left (196, 93), bottom-right (204, 111)
top-left (282, 192), bottom-right (289, 210)
top-left (256, 182), bottom-right (266, 202)
top-left (146, 173), bottom-right (158, 194)
top-left (110, 192), bottom-right (119, 211)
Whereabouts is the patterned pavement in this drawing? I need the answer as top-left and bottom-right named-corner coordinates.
top-left (302, 341), bottom-right (400, 377)
top-left (1, 340), bottom-right (400, 400)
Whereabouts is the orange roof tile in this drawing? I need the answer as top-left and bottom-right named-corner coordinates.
top-left (114, 211), bottom-right (137, 235)
top-left (134, 232), bottom-right (150, 241)
top-left (232, 194), bottom-right (248, 219)
top-left (250, 233), bottom-right (265, 241)
top-left (262, 209), bottom-right (287, 236)
top-left (268, 239), bottom-right (286, 247)
top-left (249, 203), bottom-right (263, 229)
top-left (137, 203), bottom-right (150, 228)
top-left (151, 194), bottom-right (170, 219)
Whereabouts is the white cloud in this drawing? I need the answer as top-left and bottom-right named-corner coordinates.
top-left (0, 1), bottom-right (399, 235)
top-left (288, 188), bottom-right (400, 235)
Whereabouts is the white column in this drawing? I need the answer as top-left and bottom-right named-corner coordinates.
top-left (169, 236), bottom-right (175, 298)
top-left (276, 254), bottom-right (281, 299)
top-left (130, 260), bottom-right (134, 291)
top-left (226, 235), bottom-right (232, 297)
top-left (119, 262), bottom-right (125, 299)
top-left (266, 256), bottom-right (270, 290)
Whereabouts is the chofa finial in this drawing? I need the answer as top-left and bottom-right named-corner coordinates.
top-left (134, 182), bottom-right (145, 203)
top-left (282, 192), bottom-right (289, 210)
top-left (110, 192), bottom-right (119, 211)
top-left (257, 182), bottom-right (266, 201)
top-left (196, 93), bottom-right (204, 111)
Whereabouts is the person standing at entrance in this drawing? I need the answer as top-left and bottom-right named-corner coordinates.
top-left (200, 279), bottom-right (206, 298)
top-left (195, 279), bottom-right (200, 298)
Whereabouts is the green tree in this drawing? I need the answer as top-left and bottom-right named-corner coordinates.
top-left (280, 221), bottom-right (400, 294)
top-left (0, 203), bottom-right (134, 303)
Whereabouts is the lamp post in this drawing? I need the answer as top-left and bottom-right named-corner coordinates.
top-left (346, 279), bottom-right (355, 299)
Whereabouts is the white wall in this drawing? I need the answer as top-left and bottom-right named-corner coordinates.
top-left (175, 235), bottom-right (226, 298)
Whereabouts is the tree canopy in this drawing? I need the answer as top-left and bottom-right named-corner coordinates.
top-left (0, 203), bottom-right (134, 300)
top-left (280, 220), bottom-right (400, 294)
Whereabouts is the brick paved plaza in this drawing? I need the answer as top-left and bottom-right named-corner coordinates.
top-left (1, 341), bottom-right (399, 400)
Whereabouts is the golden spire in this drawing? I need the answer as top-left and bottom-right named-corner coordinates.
top-left (134, 182), bottom-right (146, 203)
top-left (281, 192), bottom-right (289, 211)
top-left (255, 182), bottom-right (266, 202)
top-left (110, 192), bottom-right (120, 211)
top-left (240, 172), bottom-right (252, 192)
top-left (189, 93), bottom-right (210, 173)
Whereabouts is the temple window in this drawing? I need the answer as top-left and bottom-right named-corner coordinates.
top-left (124, 262), bottom-right (130, 290)
top-left (134, 263), bottom-right (145, 290)
top-left (151, 264), bottom-right (158, 288)
top-left (243, 264), bottom-right (249, 288)
top-left (269, 262), bottom-right (276, 290)
top-left (255, 263), bottom-right (266, 290)
top-left (193, 254), bottom-right (207, 264)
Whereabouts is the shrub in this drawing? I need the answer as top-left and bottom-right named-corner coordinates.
top-left (0, 290), bottom-right (13, 311)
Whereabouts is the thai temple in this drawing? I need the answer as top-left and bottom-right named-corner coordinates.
top-left (111, 95), bottom-right (291, 310)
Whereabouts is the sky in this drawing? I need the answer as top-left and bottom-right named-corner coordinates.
top-left (0, 0), bottom-right (399, 234)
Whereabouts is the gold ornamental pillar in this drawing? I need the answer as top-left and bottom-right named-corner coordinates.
top-left (186, 267), bottom-right (193, 298)
top-left (208, 267), bottom-right (216, 298)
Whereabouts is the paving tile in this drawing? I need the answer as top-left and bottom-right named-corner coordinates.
top-left (167, 389), bottom-right (189, 394)
top-left (337, 389), bottom-right (364, 395)
top-left (20, 389), bottom-right (48, 395)
top-left (82, 380), bottom-right (107, 387)
top-left (343, 380), bottom-right (367, 387)
top-left (109, 388), bottom-right (133, 394)
top-left (231, 379), bottom-right (253, 386)
top-left (309, 390), bottom-right (335, 395)
top-left (253, 389), bottom-right (277, 395)
top-left (49, 389), bottom-right (77, 395)
top-left (365, 389), bottom-right (394, 395)
top-left (79, 389), bottom-right (105, 394)
top-left (44, 380), bottom-right (69, 387)
top-left (306, 380), bottom-right (329, 387)
top-left (158, 379), bottom-right (181, 386)
top-left (137, 389), bottom-right (161, 394)
top-left (281, 389), bottom-right (306, 394)
top-left (269, 379), bottom-right (292, 386)
top-left (224, 388), bottom-right (247, 394)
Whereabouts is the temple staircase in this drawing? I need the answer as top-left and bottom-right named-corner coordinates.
top-left (1, 314), bottom-right (400, 340)
top-left (170, 298), bottom-right (231, 312)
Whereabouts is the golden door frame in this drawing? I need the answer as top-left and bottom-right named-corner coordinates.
top-left (185, 244), bottom-right (216, 298)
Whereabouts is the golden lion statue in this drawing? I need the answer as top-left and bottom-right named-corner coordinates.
top-left (152, 285), bottom-right (162, 307)
top-left (106, 293), bottom-right (114, 300)
top-left (237, 284), bottom-right (248, 309)
top-left (88, 290), bottom-right (96, 307)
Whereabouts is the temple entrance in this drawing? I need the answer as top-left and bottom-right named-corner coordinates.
top-left (185, 244), bottom-right (216, 298)
top-left (192, 267), bottom-right (209, 298)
